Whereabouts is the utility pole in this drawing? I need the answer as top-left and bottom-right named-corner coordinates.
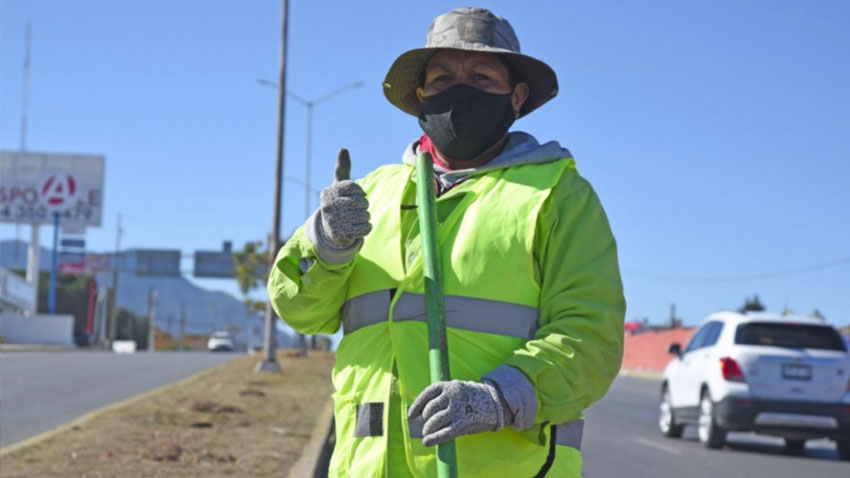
top-left (209, 298), bottom-right (216, 334)
top-left (108, 213), bottom-right (123, 347)
top-left (147, 288), bottom-right (158, 352)
top-left (179, 304), bottom-right (187, 352)
top-left (95, 287), bottom-right (108, 348)
top-left (256, 0), bottom-right (289, 374)
top-left (669, 303), bottom-right (678, 329)
top-left (21, 22), bottom-right (40, 317)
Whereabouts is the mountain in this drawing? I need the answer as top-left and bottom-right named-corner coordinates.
top-left (0, 240), bottom-right (292, 348)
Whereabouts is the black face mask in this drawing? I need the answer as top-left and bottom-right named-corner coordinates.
top-left (418, 83), bottom-right (516, 162)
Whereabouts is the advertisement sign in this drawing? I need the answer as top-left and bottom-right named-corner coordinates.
top-left (0, 150), bottom-right (105, 226)
top-left (57, 254), bottom-right (110, 276)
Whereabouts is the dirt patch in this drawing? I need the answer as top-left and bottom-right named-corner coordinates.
top-left (0, 350), bottom-right (334, 478)
top-left (239, 388), bottom-right (266, 397)
top-left (189, 401), bottom-right (242, 414)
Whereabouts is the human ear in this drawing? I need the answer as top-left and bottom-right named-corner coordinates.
top-left (511, 82), bottom-right (530, 115)
top-left (416, 86), bottom-right (425, 102)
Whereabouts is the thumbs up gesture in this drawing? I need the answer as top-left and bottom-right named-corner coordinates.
top-left (317, 149), bottom-right (372, 251)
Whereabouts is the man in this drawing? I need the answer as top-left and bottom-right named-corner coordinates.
top-left (268, 7), bottom-right (625, 477)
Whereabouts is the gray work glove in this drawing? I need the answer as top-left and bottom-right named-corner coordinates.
top-left (316, 149), bottom-right (372, 250)
top-left (408, 380), bottom-right (510, 447)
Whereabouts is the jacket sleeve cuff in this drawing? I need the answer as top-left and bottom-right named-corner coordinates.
top-left (304, 209), bottom-right (362, 265)
top-left (483, 365), bottom-right (538, 431)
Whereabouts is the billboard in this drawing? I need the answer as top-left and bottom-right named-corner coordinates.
top-left (0, 150), bottom-right (105, 226)
top-left (57, 253), bottom-right (111, 275)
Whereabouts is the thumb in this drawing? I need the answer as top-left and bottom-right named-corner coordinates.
top-left (334, 148), bottom-right (351, 182)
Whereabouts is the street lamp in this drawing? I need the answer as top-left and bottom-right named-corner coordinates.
top-left (258, 79), bottom-right (362, 357)
top-left (257, 79), bottom-right (364, 219)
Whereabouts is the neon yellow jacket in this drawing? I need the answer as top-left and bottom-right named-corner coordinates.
top-left (269, 145), bottom-right (625, 477)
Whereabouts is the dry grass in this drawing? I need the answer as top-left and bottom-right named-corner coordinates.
top-left (0, 350), bottom-right (334, 478)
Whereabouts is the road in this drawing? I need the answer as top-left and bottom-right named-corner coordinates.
top-left (0, 351), bottom-right (238, 447)
top-left (583, 375), bottom-right (848, 477)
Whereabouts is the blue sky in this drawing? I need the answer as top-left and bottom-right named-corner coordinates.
top-left (2, 1), bottom-right (849, 326)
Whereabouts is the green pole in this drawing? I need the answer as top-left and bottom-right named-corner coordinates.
top-left (415, 152), bottom-right (458, 478)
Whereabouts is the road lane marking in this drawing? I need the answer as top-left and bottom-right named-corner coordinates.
top-left (633, 436), bottom-right (682, 455)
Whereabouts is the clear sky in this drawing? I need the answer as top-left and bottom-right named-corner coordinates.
top-left (2, 1), bottom-right (849, 326)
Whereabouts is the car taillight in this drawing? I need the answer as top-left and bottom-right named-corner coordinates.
top-left (720, 357), bottom-right (746, 382)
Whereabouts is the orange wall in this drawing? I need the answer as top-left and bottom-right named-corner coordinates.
top-left (622, 328), bottom-right (695, 372)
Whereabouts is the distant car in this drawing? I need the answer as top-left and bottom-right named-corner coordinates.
top-left (659, 311), bottom-right (850, 459)
top-left (207, 331), bottom-right (234, 352)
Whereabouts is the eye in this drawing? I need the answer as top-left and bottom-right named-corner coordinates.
top-left (472, 73), bottom-right (491, 81)
top-left (432, 74), bottom-right (452, 83)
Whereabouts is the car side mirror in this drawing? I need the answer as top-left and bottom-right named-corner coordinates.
top-left (668, 343), bottom-right (682, 356)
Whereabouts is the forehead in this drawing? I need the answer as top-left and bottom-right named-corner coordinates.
top-left (425, 50), bottom-right (506, 71)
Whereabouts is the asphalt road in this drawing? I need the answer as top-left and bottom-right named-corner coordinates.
top-left (583, 375), bottom-right (848, 477)
top-left (0, 351), bottom-right (238, 447)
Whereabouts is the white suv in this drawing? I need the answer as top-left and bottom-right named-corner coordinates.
top-left (659, 311), bottom-right (850, 458)
top-left (207, 331), bottom-right (234, 352)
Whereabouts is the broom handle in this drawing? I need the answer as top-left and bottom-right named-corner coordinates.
top-left (415, 152), bottom-right (458, 478)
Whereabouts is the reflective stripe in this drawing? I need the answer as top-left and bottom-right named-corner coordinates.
top-left (396, 293), bottom-right (538, 339)
top-left (354, 402), bottom-right (384, 437)
top-left (410, 415), bottom-right (582, 447)
top-left (554, 419), bottom-right (584, 450)
top-left (341, 290), bottom-right (539, 339)
top-left (341, 290), bottom-right (390, 335)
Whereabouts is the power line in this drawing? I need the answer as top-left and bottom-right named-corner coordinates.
top-left (627, 257), bottom-right (850, 283)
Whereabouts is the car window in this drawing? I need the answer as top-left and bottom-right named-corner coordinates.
top-left (684, 325), bottom-right (711, 354)
top-left (735, 323), bottom-right (846, 351)
top-left (702, 322), bottom-right (724, 348)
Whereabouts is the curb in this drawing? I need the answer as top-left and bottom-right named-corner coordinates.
top-left (288, 399), bottom-right (335, 478)
top-left (0, 359), bottom-right (231, 457)
top-left (618, 368), bottom-right (663, 381)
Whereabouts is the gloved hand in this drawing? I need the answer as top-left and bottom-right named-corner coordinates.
top-left (317, 148), bottom-right (372, 249)
top-left (408, 380), bottom-right (510, 447)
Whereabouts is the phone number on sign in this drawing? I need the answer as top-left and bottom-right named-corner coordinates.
top-left (0, 203), bottom-right (97, 223)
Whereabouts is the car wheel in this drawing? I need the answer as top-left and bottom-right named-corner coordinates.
top-left (837, 439), bottom-right (850, 461)
top-left (659, 387), bottom-right (684, 438)
top-left (784, 439), bottom-right (806, 455)
top-left (697, 391), bottom-right (726, 449)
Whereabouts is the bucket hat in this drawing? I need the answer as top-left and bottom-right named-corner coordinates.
top-left (383, 7), bottom-right (558, 118)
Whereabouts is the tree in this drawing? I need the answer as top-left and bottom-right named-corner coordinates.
top-left (738, 294), bottom-right (766, 313)
top-left (35, 271), bottom-right (95, 345)
top-left (115, 307), bottom-right (149, 349)
top-left (233, 240), bottom-right (272, 313)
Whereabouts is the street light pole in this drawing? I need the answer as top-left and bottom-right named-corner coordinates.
top-left (256, 0), bottom-right (289, 374)
top-left (257, 79), bottom-right (362, 357)
top-left (256, 80), bottom-right (363, 215)
top-left (305, 103), bottom-right (313, 217)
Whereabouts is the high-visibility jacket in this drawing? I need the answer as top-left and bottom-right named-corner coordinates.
top-left (268, 157), bottom-right (625, 477)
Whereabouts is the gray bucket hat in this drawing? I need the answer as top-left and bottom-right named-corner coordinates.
top-left (383, 7), bottom-right (558, 118)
